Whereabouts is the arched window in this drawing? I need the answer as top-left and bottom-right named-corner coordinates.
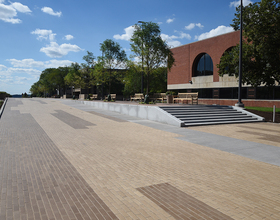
top-left (193, 53), bottom-right (213, 77)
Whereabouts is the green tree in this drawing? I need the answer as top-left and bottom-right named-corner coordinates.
top-left (39, 68), bottom-right (56, 97)
top-left (81, 51), bottom-right (96, 94)
top-left (49, 67), bottom-right (69, 95)
top-left (218, 0), bottom-right (280, 87)
top-left (64, 63), bottom-right (86, 93)
top-left (123, 60), bottom-right (142, 97)
top-left (82, 51), bottom-right (95, 69)
top-left (30, 81), bottom-right (44, 97)
top-left (149, 67), bottom-right (168, 93)
top-left (130, 21), bottom-right (175, 94)
top-left (0, 91), bottom-right (12, 98)
top-left (97, 39), bottom-right (127, 94)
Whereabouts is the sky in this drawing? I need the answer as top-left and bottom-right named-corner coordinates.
top-left (0, 0), bottom-right (255, 95)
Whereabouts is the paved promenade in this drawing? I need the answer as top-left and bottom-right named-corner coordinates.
top-left (0, 98), bottom-right (279, 220)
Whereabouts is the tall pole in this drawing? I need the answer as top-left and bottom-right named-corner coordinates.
top-left (236, 0), bottom-right (244, 107)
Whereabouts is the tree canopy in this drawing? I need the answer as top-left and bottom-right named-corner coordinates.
top-left (94, 39), bottom-right (127, 94)
top-left (130, 21), bottom-right (175, 94)
top-left (218, 0), bottom-right (280, 87)
top-left (30, 67), bottom-right (69, 97)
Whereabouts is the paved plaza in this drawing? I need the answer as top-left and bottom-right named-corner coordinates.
top-left (0, 98), bottom-right (280, 220)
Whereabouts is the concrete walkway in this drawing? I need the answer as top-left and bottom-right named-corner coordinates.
top-left (0, 98), bottom-right (280, 220)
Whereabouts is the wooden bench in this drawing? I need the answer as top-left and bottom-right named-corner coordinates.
top-left (90, 94), bottom-right (98, 100)
top-left (173, 92), bottom-right (198, 105)
top-left (130, 93), bottom-right (144, 102)
top-left (105, 94), bottom-right (116, 101)
top-left (150, 93), bottom-right (167, 102)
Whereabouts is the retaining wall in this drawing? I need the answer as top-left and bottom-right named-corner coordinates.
top-left (74, 100), bottom-right (184, 127)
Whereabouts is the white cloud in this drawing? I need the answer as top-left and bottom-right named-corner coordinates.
top-left (174, 31), bottom-right (191, 40)
top-left (8, 59), bottom-right (45, 68)
top-left (0, 58), bottom-right (75, 89)
top-left (45, 59), bottom-right (73, 68)
top-left (185, 23), bottom-right (204, 30)
top-left (8, 67), bottom-right (41, 76)
top-left (0, 64), bottom-right (6, 70)
top-left (14, 76), bottom-right (28, 84)
top-left (1, 58), bottom-right (73, 87)
top-left (230, 0), bottom-right (253, 7)
top-left (185, 23), bottom-right (195, 30)
top-left (196, 23), bottom-right (204, 29)
top-left (161, 34), bottom-right (181, 48)
top-left (31, 29), bottom-right (56, 41)
top-left (41, 6), bottom-right (62, 17)
top-left (113, 25), bottom-right (135, 41)
top-left (7, 58), bottom-right (74, 69)
top-left (64, 35), bottom-right (74, 40)
top-left (0, 1), bottom-right (31, 24)
top-left (40, 42), bottom-right (82, 58)
top-left (7, 59), bottom-right (74, 69)
top-left (166, 18), bottom-right (175, 24)
top-left (195, 25), bottom-right (234, 41)
top-left (11, 2), bottom-right (31, 13)
top-left (161, 32), bottom-right (191, 48)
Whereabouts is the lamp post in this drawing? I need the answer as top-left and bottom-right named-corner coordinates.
top-left (138, 21), bottom-right (144, 94)
top-left (236, 0), bottom-right (244, 108)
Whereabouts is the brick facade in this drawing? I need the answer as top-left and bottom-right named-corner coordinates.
top-left (168, 31), bottom-right (240, 86)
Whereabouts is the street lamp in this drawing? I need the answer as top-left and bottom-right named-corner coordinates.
top-left (236, 0), bottom-right (244, 108)
top-left (138, 21), bottom-right (144, 94)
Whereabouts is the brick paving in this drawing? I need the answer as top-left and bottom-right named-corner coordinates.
top-left (0, 99), bottom-right (117, 220)
top-left (137, 183), bottom-right (233, 220)
top-left (0, 98), bottom-right (280, 220)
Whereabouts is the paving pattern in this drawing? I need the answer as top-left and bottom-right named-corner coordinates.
top-left (1, 98), bottom-right (280, 220)
top-left (0, 99), bottom-right (117, 220)
top-left (137, 183), bottom-right (233, 220)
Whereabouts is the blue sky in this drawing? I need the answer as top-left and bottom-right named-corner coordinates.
top-left (0, 0), bottom-right (255, 95)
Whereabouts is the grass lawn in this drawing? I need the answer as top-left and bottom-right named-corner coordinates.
top-left (0, 101), bottom-right (3, 109)
top-left (245, 106), bottom-right (280, 113)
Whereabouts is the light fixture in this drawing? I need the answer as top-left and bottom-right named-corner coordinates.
top-left (189, 80), bottom-right (193, 84)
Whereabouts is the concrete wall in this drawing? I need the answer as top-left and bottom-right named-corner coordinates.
top-left (75, 100), bottom-right (184, 127)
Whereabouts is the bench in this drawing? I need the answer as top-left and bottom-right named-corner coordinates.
top-left (173, 92), bottom-right (198, 105)
top-left (150, 93), bottom-right (167, 102)
top-left (130, 93), bottom-right (144, 102)
top-left (90, 94), bottom-right (98, 100)
top-left (105, 94), bottom-right (116, 101)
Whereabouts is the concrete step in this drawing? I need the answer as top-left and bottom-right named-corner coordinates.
top-left (172, 112), bottom-right (246, 117)
top-left (183, 119), bottom-right (260, 127)
top-left (181, 116), bottom-right (257, 123)
top-left (163, 108), bottom-right (236, 112)
top-left (178, 115), bottom-right (253, 121)
top-left (159, 105), bottom-right (264, 127)
top-left (169, 111), bottom-right (242, 116)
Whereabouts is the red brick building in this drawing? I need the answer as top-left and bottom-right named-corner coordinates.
top-left (167, 31), bottom-right (280, 107)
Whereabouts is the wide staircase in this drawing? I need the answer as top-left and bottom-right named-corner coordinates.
top-left (160, 105), bottom-right (264, 127)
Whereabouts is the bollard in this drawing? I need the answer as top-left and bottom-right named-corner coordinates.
top-left (273, 105), bottom-right (276, 123)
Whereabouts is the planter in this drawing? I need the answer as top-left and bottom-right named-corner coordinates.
top-left (167, 95), bottom-right (173, 104)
